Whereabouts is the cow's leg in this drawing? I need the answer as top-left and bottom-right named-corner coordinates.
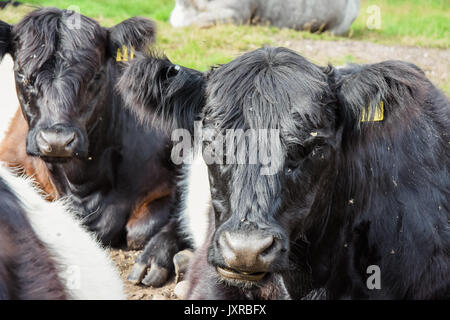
top-left (173, 249), bottom-right (194, 283)
top-left (127, 218), bottom-right (188, 287)
top-left (82, 196), bottom-right (129, 247)
top-left (126, 195), bottom-right (172, 249)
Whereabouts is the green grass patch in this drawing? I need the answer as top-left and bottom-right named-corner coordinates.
top-left (22, 0), bottom-right (173, 22)
top-left (8, 0), bottom-right (447, 48)
top-left (0, 0), bottom-right (448, 92)
top-left (351, 0), bottom-right (450, 48)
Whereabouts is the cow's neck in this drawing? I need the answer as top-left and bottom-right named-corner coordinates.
top-left (300, 159), bottom-right (351, 287)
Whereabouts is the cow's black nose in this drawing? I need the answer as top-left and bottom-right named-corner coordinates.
top-left (36, 129), bottom-right (78, 158)
top-left (216, 231), bottom-right (281, 281)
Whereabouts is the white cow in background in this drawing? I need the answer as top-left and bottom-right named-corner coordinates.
top-left (170, 0), bottom-right (360, 35)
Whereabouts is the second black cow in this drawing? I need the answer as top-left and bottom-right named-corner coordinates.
top-left (0, 8), bottom-right (180, 286)
top-left (119, 47), bottom-right (450, 299)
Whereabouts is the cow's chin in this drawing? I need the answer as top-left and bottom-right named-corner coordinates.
top-left (216, 266), bottom-right (271, 289)
top-left (39, 155), bottom-right (75, 164)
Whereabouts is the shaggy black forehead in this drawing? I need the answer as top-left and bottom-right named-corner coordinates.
top-left (204, 47), bottom-right (335, 144)
top-left (12, 8), bottom-right (106, 79)
top-left (204, 48), bottom-right (337, 221)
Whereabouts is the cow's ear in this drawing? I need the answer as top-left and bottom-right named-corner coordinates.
top-left (117, 54), bottom-right (205, 134)
top-left (331, 61), bottom-right (427, 129)
top-left (107, 17), bottom-right (156, 58)
top-left (0, 20), bottom-right (12, 60)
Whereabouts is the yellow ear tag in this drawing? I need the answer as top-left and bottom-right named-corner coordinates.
top-left (116, 45), bottom-right (135, 62)
top-left (361, 101), bottom-right (384, 122)
top-left (121, 45), bottom-right (128, 62)
top-left (116, 47), bottom-right (122, 62)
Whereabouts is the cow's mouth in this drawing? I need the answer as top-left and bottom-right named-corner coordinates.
top-left (216, 266), bottom-right (267, 282)
top-left (40, 155), bottom-right (74, 163)
top-left (39, 151), bottom-right (88, 163)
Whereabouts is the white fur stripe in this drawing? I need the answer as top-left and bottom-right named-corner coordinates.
top-left (0, 165), bottom-right (125, 300)
top-left (178, 150), bottom-right (212, 249)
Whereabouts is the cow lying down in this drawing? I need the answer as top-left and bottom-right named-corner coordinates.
top-left (170, 0), bottom-right (360, 35)
top-left (0, 9), bottom-right (180, 288)
top-left (0, 165), bottom-right (124, 299)
top-left (119, 47), bottom-right (449, 299)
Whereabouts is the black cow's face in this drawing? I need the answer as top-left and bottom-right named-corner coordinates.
top-left (117, 47), bottom-right (341, 288)
top-left (202, 48), bottom-right (340, 287)
top-left (0, 8), bottom-right (155, 162)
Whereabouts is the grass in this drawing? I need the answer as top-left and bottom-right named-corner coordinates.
top-left (11, 0), bottom-right (448, 48)
top-left (0, 0), bottom-right (448, 92)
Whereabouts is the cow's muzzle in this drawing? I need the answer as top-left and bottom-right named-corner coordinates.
top-left (34, 125), bottom-right (86, 160)
top-left (215, 231), bottom-right (285, 282)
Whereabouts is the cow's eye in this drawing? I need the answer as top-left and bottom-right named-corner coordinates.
top-left (166, 65), bottom-right (180, 79)
top-left (285, 166), bottom-right (295, 175)
top-left (94, 72), bottom-right (103, 81)
top-left (16, 72), bottom-right (32, 86)
top-left (91, 70), bottom-right (104, 82)
top-left (87, 71), bottom-right (104, 92)
top-left (284, 155), bottom-right (299, 175)
top-left (16, 72), bottom-right (25, 81)
top-left (309, 145), bottom-right (329, 160)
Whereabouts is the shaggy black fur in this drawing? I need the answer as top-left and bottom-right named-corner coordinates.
top-left (0, 8), bottom-right (178, 287)
top-left (119, 46), bottom-right (449, 299)
top-left (118, 52), bottom-right (205, 134)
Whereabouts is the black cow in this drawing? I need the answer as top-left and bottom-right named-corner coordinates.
top-left (118, 47), bottom-right (450, 299)
top-left (0, 165), bottom-right (125, 299)
top-left (0, 8), bottom-right (179, 287)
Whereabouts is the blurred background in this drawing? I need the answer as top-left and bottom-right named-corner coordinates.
top-left (0, 0), bottom-right (449, 94)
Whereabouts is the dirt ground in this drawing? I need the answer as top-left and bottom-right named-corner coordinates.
top-left (106, 38), bottom-right (449, 300)
top-left (278, 39), bottom-right (449, 92)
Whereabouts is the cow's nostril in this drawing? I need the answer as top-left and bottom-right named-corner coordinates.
top-left (64, 132), bottom-right (77, 148)
top-left (37, 132), bottom-right (53, 153)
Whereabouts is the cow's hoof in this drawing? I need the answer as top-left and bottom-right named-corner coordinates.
top-left (174, 280), bottom-right (190, 299)
top-left (173, 249), bottom-right (194, 283)
top-left (127, 262), bottom-right (147, 284)
top-left (141, 264), bottom-right (169, 287)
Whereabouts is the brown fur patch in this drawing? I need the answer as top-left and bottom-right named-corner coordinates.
top-left (127, 182), bottom-right (172, 228)
top-left (126, 182), bottom-right (173, 249)
top-left (0, 108), bottom-right (58, 200)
